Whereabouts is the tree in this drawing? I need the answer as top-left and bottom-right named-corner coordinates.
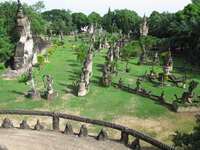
top-left (31, 1), bottom-right (45, 12)
top-left (88, 12), bottom-right (102, 27)
top-left (173, 114), bottom-right (200, 150)
top-left (75, 43), bottom-right (89, 64)
top-left (113, 9), bottom-right (140, 35)
top-left (72, 13), bottom-right (89, 32)
top-left (102, 8), bottom-right (116, 33)
top-left (42, 9), bottom-right (73, 35)
top-left (0, 18), bottom-right (13, 64)
top-left (148, 11), bottom-right (175, 38)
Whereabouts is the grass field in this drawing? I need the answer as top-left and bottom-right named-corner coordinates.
top-left (0, 36), bottom-right (199, 145)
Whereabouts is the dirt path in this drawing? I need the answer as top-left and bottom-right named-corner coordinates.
top-left (0, 129), bottom-right (132, 150)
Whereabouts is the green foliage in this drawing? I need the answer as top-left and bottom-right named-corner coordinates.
top-left (0, 63), bottom-right (5, 70)
top-left (121, 35), bottom-right (158, 61)
top-left (31, 1), bottom-right (45, 12)
top-left (17, 72), bottom-right (29, 83)
top-left (102, 9), bottom-right (140, 35)
top-left (42, 9), bottom-right (73, 34)
top-left (37, 56), bottom-right (45, 65)
top-left (139, 35), bottom-right (158, 51)
top-left (121, 41), bottom-right (140, 60)
top-left (75, 43), bottom-right (89, 63)
top-left (149, 11), bottom-right (175, 38)
top-left (24, 5), bottom-right (48, 35)
top-left (88, 12), bottom-right (102, 26)
top-left (48, 44), bottom-right (58, 55)
top-left (55, 41), bottom-right (64, 46)
top-left (0, 18), bottom-right (13, 63)
top-left (0, 1), bottom-right (47, 65)
top-left (102, 8), bottom-right (116, 33)
top-left (113, 9), bottom-right (140, 35)
top-left (72, 13), bottom-right (89, 32)
top-left (107, 33), bottom-right (119, 44)
top-left (173, 115), bottom-right (200, 150)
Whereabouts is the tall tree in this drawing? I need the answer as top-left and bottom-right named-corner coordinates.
top-left (42, 9), bottom-right (73, 35)
top-left (113, 9), bottom-right (140, 35)
top-left (173, 114), bottom-right (200, 150)
top-left (88, 12), bottom-right (102, 27)
top-left (72, 12), bottom-right (89, 32)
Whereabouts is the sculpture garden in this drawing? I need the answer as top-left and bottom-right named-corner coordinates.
top-left (0, 0), bottom-right (200, 149)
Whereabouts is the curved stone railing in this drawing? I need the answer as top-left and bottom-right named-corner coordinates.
top-left (0, 110), bottom-right (175, 150)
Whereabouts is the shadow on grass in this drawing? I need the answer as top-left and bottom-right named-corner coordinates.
top-left (11, 90), bottom-right (25, 96)
top-left (66, 84), bottom-right (77, 96)
top-left (69, 64), bottom-right (79, 67)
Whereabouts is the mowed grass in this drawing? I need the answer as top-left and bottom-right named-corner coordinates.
top-left (0, 36), bottom-right (199, 144)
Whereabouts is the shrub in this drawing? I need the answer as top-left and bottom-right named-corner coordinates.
top-left (18, 72), bottom-right (29, 83)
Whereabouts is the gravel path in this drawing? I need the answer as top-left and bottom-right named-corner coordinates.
top-left (0, 129), bottom-right (131, 150)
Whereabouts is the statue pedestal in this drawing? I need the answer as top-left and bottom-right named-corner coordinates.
top-left (26, 90), bottom-right (40, 99)
top-left (44, 91), bottom-right (58, 100)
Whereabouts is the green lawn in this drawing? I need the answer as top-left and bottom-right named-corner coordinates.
top-left (0, 36), bottom-right (199, 144)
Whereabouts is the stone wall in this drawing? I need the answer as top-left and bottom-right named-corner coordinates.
top-left (0, 110), bottom-right (175, 150)
top-left (173, 104), bottom-right (200, 112)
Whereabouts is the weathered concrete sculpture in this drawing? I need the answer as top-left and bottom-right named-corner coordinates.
top-left (64, 122), bottom-right (74, 135)
top-left (131, 138), bottom-right (141, 150)
top-left (101, 64), bottom-right (112, 87)
top-left (107, 46), bottom-right (114, 63)
top-left (163, 51), bottom-right (173, 76)
top-left (13, 1), bottom-right (36, 71)
top-left (152, 52), bottom-right (159, 65)
top-left (42, 75), bottom-right (58, 100)
top-left (78, 125), bottom-right (88, 137)
top-left (34, 120), bottom-right (44, 130)
top-left (20, 120), bottom-right (30, 129)
top-left (1, 118), bottom-right (14, 128)
top-left (26, 68), bottom-right (40, 99)
top-left (77, 73), bottom-right (88, 96)
top-left (140, 15), bottom-right (149, 36)
top-left (97, 129), bottom-right (108, 141)
top-left (2, 1), bottom-right (51, 79)
top-left (175, 80), bottom-right (199, 104)
top-left (139, 15), bottom-right (149, 65)
top-left (77, 44), bottom-right (94, 96)
top-left (135, 78), bottom-right (142, 92)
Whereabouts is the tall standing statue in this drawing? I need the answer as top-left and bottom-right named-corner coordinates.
top-left (26, 68), bottom-right (40, 99)
top-left (13, 0), bottom-right (37, 71)
top-left (139, 15), bottom-right (149, 65)
top-left (163, 50), bottom-right (173, 76)
top-left (43, 75), bottom-right (58, 100)
top-left (77, 35), bottom-right (95, 97)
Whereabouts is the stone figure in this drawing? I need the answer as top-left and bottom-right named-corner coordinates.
top-left (26, 68), bottom-right (40, 99)
top-left (139, 15), bottom-right (149, 65)
top-left (136, 78), bottom-right (142, 92)
top-left (140, 15), bottom-right (149, 36)
top-left (159, 91), bottom-right (165, 102)
top-left (77, 45), bottom-right (94, 96)
top-left (13, 1), bottom-right (36, 71)
top-left (42, 75), bottom-right (58, 100)
top-left (78, 125), bottom-right (88, 137)
top-left (97, 129), bottom-right (108, 141)
top-left (34, 120), bottom-right (44, 130)
top-left (20, 120), bottom-right (30, 129)
top-left (64, 122), bottom-right (74, 135)
top-left (1, 118), bottom-right (13, 128)
top-left (164, 51), bottom-right (173, 75)
top-left (153, 52), bottom-right (159, 65)
top-left (131, 138), bottom-right (141, 150)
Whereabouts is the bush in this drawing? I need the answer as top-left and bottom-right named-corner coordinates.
top-left (0, 64), bottom-right (5, 70)
top-left (18, 72), bottom-right (29, 83)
